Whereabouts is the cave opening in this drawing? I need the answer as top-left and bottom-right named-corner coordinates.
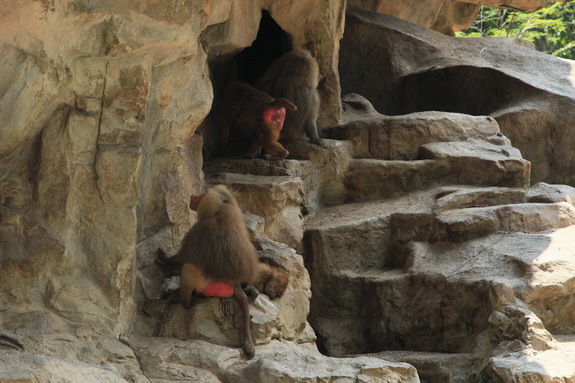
top-left (203, 10), bottom-right (292, 158)
top-left (234, 10), bottom-right (292, 85)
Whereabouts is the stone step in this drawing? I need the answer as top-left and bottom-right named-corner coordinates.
top-left (343, 159), bottom-right (449, 202)
top-left (409, 227), bottom-right (575, 335)
top-left (419, 139), bottom-right (531, 188)
top-left (304, 186), bottom-right (575, 283)
top-left (434, 186), bottom-right (527, 213)
top-left (484, 335), bottom-right (575, 382)
top-left (309, 269), bottom-right (494, 357)
top-left (303, 188), bottom-right (436, 274)
top-left (309, 269), bottom-right (407, 357)
top-left (323, 111), bottom-right (501, 160)
top-left (371, 338), bottom-right (575, 383)
top-left (429, 202), bottom-right (575, 243)
top-left (204, 157), bottom-right (308, 178)
top-left (204, 137), bottom-right (351, 178)
top-left (204, 139), bottom-right (353, 213)
top-left (527, 181), bottom-right (575, 205)
top-left (310, 227), bottom-right (575, 360)
top-left (343, 140), bottom-right (531, 203)
top-left (368, 351), bottom-right (482, 383)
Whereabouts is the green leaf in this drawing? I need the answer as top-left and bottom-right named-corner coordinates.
top-left (457, 1), bottom-right (575, 59)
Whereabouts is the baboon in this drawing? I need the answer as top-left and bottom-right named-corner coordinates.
top-left (164, 185), bottom-right (259, 359)
top-left (221, 81), bottom-right (297, 160)
top-left (159, 252), bottom-right (290, 301)
top-left (252, 260), bottom-right (289, 300)
top-left (159, 190), bottom-right (290, 301)
top-left (255, 49), bottom-right (325, 148)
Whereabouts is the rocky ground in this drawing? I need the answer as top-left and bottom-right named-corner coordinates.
top-left (3, 94), bottom-right (575, 383)
top-left (3, 1), bottom-right (575, 382)
top-left (202, 95), bottom-right (575, 382)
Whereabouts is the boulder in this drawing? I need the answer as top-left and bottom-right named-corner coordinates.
top-left (484, 336), bottom-right (575, 382)
top-left (0, 311), bottom-right (147, 383)
top-left (340, 7), bottom-right (575, 186)
top-left (128, 337), bottom-right (420, 383)
top-left (347, 0), bottom-right (481, 35)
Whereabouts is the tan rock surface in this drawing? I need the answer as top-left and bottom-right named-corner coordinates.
top-left (348, 0), bottom-right (480, 35)
top-left (2, 0), bottom-right (575, 382)
top-left (348, 0), bottom-right (568, 35)
top-left (128, 337), bottom-right (420, 383)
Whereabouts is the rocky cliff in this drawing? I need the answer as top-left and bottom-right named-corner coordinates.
top-left (1, 0), bottom-right (575, 382)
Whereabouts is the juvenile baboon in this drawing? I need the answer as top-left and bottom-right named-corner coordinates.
top-left (221, 81), bottom-right (297, 160)
top-left (255, 49), bottom-right (325, 148)
top-left (252, 260), bottom-right (289, 300)
top-left (164, 185), bottom-right (259, 359)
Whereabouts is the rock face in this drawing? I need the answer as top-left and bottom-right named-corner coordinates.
top-left (348, 0), bottom-right (566, 35)
top-left (202, 93), bottom-right (575, 381)
top-left (340, 7), bottom-right (575, 187)
top-left (0, 0), bottom-right (344, 336)
top-left (2, 0), bottom-right (575, 382)
top-left (305, 94), bottom-right (575, 381)
top-left (348, 0), bottom-right (480, 35)
top-left (0, 0), bottom-right (214, 336)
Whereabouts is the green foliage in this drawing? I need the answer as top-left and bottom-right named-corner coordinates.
top-left (457, 2), bottom-right (575, 59)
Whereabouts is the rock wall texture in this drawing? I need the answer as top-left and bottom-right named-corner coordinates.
top-left (348, 0), bottom-right (567, 35)
top-left (1, 0), bottom-right (575, 382)
top-left (340, 6), bottom-right (575, 187)
top-left (0, 0), bottom-right (345, 338)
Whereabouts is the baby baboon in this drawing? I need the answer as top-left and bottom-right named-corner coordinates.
top-left (221, 81), bottom-right (297, 160)
top-left (164, 185), bottom-right (259, 359)
top-left (255, 49), bottom-right (325, 148)
top-left (252, 260), bottom-right (289, 300)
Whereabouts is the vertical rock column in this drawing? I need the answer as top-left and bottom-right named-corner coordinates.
top-left (45, 46), bottom-right (213, 335)
top-left (44, 57), bottom-right (147, 335)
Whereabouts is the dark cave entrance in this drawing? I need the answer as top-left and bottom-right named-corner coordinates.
top-left (234, 10), bottom-right (292, 85)
top-left (202, 10), bottom-right (292, 157)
